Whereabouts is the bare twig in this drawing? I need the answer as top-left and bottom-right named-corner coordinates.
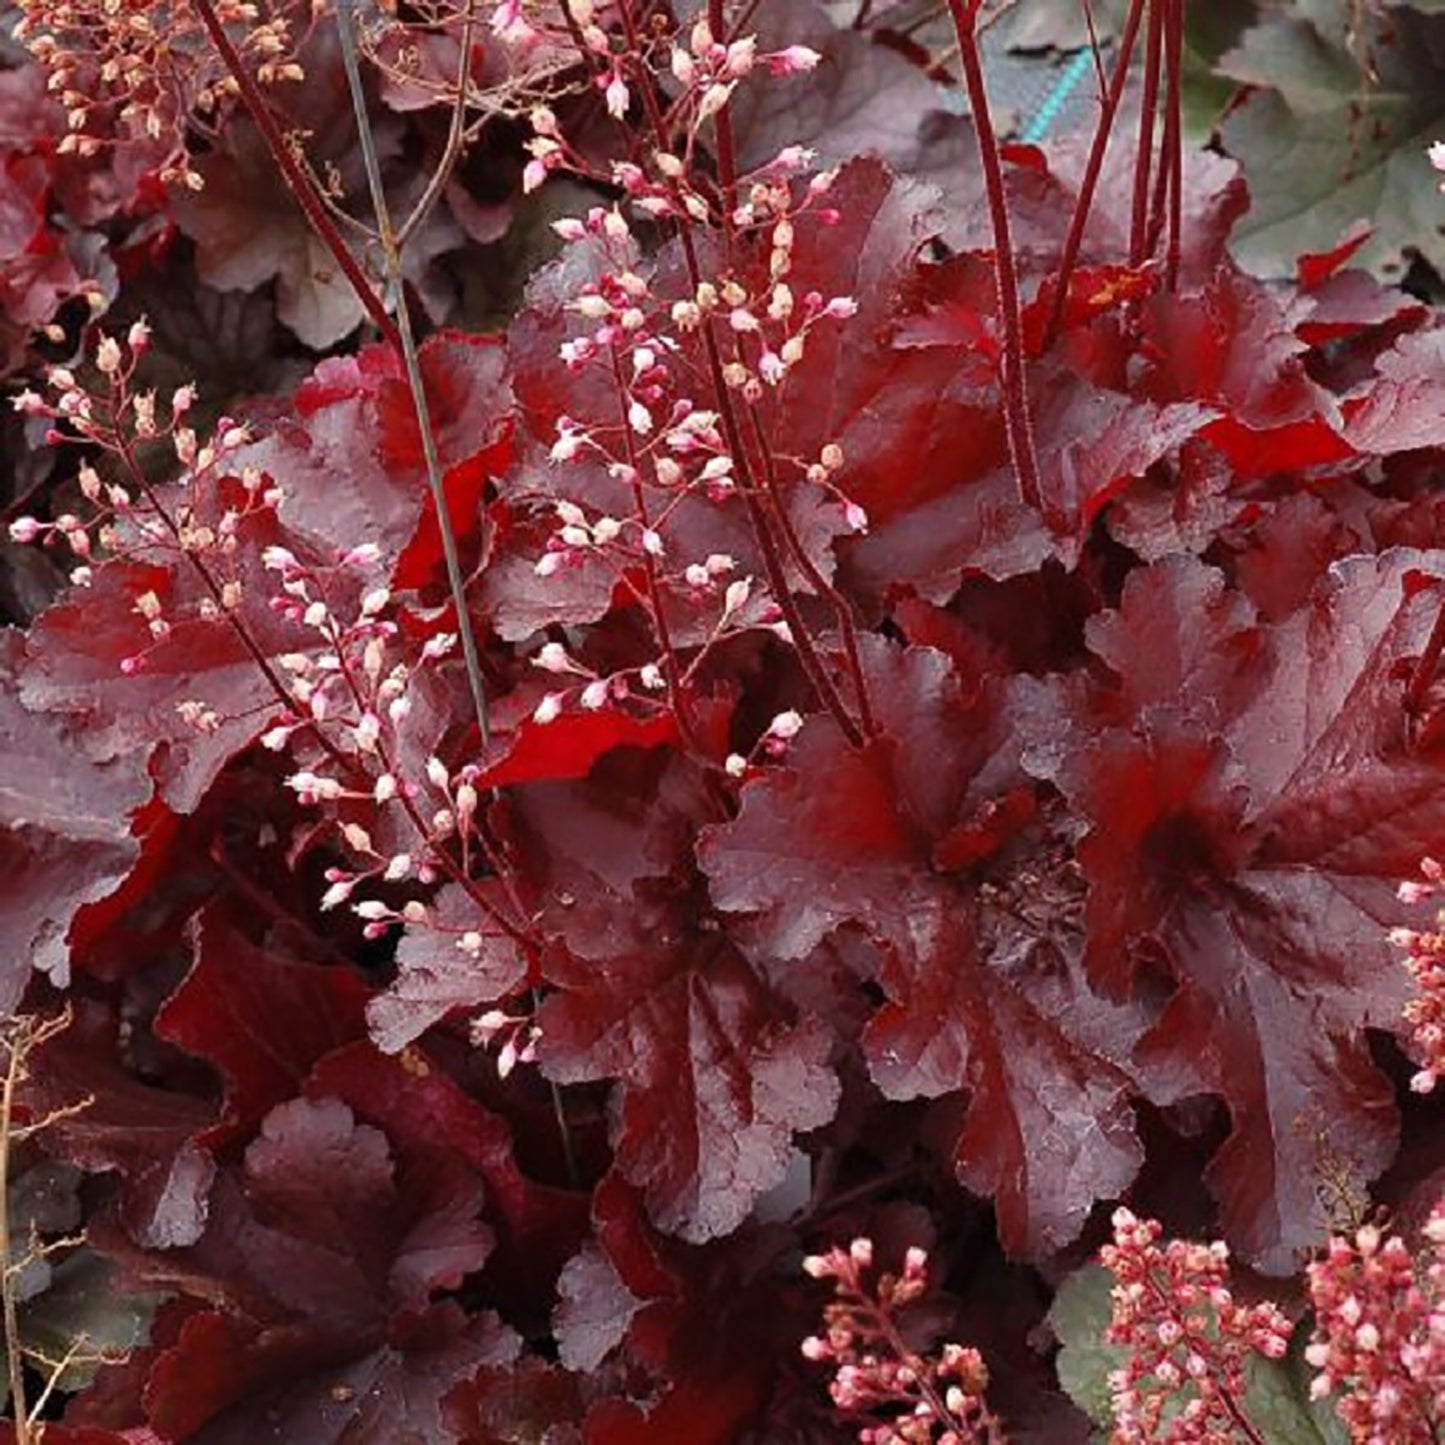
top-left (397, 0), bottom-right (480, 248)
top-left (0, 1009), bottom-right (80, 1440)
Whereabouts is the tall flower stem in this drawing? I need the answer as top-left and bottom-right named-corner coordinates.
top-left (1045, 0), bottom-right (1147, 347)
top-left (1129, 0), bottom-right (1164, 268)
top-left (946, 0), bottom-right (1044, 515)
top-left (334, 0), bottom-right (492, 748)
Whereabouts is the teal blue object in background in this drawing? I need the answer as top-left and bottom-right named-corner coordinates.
top-left (1022, 48), bottom-right (1094, 144)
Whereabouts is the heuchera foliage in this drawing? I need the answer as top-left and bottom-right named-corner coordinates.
top-left (3, 0), bottom-right (1445, 1439)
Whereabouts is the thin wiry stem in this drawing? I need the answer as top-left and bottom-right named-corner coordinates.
top-left (1129, 0), bottom-right (1164, 268)
top-left (0, 1011), bottom-right (77, 1441)
top-left (1079, 0), bottom-right (1109, 97)
top-left (1161, 0), bottom-right (1184, 291)
top-left (397, 0), bottom-right (479, 248)
top-left (0, 1026), bottom-right (28, 1439)
top-left (334, 0), bottom-right (492, 749)
top-left (190, 0), bottom-right (400, 350)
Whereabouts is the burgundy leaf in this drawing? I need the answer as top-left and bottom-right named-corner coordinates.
top-left (130, 1092), bottom-right (496, 1440)
top-left (552, 1242), bottom-right (644, 1373)
top-left (0, 630), bottom-right (149, 1007)
top-left (365, 882), bottom-right (527, 1054)
top-left (154, 904), bottom-right (370, 1143)
top-left (305, 1041), bottom-right (587, 1309)
top-left (474, 703), bottom-right (681, 791)
top-left (862, 897), bottom-right (1143, 1257)
top-left (702, 641), bottom-right (1142, 1253)
top-left (1043, 551), bottom-right (1445, 1269)
top-left (1342, 329), bottom-right (1445, 455)
top-left (18, 487), bottom-right (317, 813)
top-left (145, 1302), bottom-right (518, 1445)
top-left (540, 944), bottom-right (838, 1243)
top-left (1140, 267), bottom-right (1352, 476)
top-left (242, 332), bottom-right (513, 578)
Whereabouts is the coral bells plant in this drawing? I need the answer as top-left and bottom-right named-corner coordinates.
top-left (7, 0), bottom-right (1445, 1439)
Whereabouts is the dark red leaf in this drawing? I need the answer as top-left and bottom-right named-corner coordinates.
top-left (146, 1302), bottom-right (517, 1445)
top-left (701, 642), bottom-right (1144, 1253)
top-left (474, 703), bottom-right (681, 791)
top-left (1343, 329), bottom-right (1445, 455)
top-left (1042, 552), bottom-right (1445, 1269)
top-left (441, 1355), bottom-right (587, 1444)
top-left (244, 331), bottom-right (512, 578)
top-left (305, 1041), bottom-right (587, 1310)
top-left (0, 631), bottom-right (150, 1010)
top-left (1140, 268), bottom-right (1353, 476)
top-left (861, 896), bottom-right (1144, 1257)
top-left (1295, 220), bottom-right (1373, 288)
top-left (130, 1091), bottom-right (499, 1440)
top-left (365, 882), bottom-right (527, 1055)
top-left (540, 944), bottom-right (838, 1243)
top-left (153, 904), bottom-right (370, 1144)
top-left (390, 435), bottom-right (512, 595)
top-left (18, 487), bottom-right (316, 813)
top-left (552, 1242), bottom-right (644, 1373)
top-left (27, 1002), bottom-right (219, 1250)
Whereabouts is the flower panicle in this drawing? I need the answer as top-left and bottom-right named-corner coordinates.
top-left (801, 1239), bottom-right (1006, 1444)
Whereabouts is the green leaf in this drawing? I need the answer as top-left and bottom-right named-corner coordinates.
top-left (1284, 1317), bottom-right (1353, 1445)
top-left (1180, 0), bottom-right (1265, 142)
top-left (1216, 4), bottom-right (1445, 281)
top-left (1049, 1263), bottom-right (1124, 1429)
top-left (6, 1161), bottom-right (83, 1304)
top-left (0, 1251), bottom-right (164, 1396)
top-left (1238, 1353), bottom-right (1335, 1445)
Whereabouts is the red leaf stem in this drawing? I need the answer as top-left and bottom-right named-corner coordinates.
top-left (1129, 0), bottom-right (1164, 268)
top-left (946, 0), bottom-right (1044, 515)
top-left (1045, 0), bottom-right (1148, 348)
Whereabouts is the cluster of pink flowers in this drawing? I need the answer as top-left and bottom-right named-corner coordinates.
top-left (1390, 857), bottom-right (1445, 1093)
top-left (800, 1238), bottom-right (1005, 1444)
top-left (9, 325), bottom-right (276, 680)
top-left (1098, 1209), bottom-right (1292, 1444)
top-left (1305, 1204), bottom-right (1445, 1443)
top-left (14, 0), bottom-right (306, 184)
top-left (514, 40), bottom-right (866, 739)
